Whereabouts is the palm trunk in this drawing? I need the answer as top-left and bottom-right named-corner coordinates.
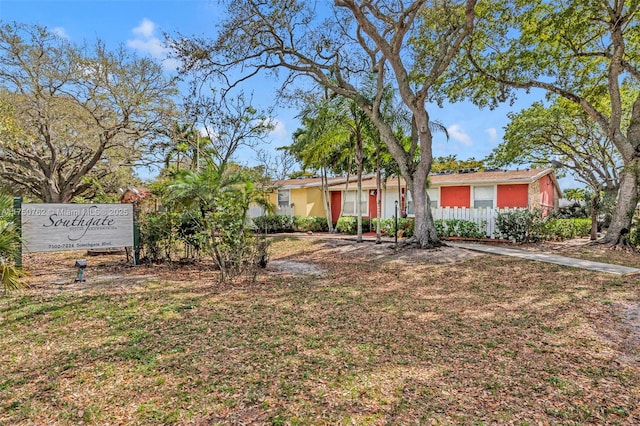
top-left (356, 135), bottom-right (363, 243)
top-left (321, 167), bottom-right (334, 232)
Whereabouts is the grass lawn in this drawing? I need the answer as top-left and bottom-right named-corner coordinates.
top-left (1, 236), bottom-right (638, 425)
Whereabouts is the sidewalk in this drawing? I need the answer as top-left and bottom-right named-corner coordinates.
top-left (449, 242), bottom-right (640, 276)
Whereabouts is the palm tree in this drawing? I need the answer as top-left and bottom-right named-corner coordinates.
top-left (287, 96), bottom-right (354, 232)
top-left (0, 194), bottom-right (22, 293)
top-left (166, 164), bottom-right (273, 281)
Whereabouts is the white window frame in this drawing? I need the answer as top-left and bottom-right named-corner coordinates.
top-left (277, 189), bottom-right (290, 208)
top-left (406, 188), bottom-right (439, 215)
top-left (473, 185), bottom-right (495, 208)
top-left (343, 190), bottom-right (368, 216)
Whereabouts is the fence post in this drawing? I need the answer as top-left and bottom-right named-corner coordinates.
top-left (132, 204), bottom-right (140, 266)
top-left (13, 197), bottom-right (22, 268)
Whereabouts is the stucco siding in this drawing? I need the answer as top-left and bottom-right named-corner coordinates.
top-left (497, 184), bottom-right (529, 208)
top-left (441, 186), bottom-right (471, 208)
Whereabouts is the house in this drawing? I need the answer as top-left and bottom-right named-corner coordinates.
top-left (265, 168), bottom-right (561, 224)
top-left (266, 175), bottom-right (360, 218)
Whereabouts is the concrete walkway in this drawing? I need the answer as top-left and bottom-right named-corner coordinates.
top-left (449, 242), bottom-right (640, 276)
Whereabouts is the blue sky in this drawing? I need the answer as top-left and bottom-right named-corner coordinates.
top-left (1, 1), bottom-right (563, 184)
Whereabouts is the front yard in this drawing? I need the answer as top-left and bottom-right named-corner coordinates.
top-left (0, 237), bottom-right (638, 424)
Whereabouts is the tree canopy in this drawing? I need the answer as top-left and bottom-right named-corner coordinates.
top-left (487, 98), bottom-right (621, 197)
top-left (170, 0), bottom-right (477, 248)
top-left (0, 22), bottom-right (178, 202)
top-left (444, 0), bottom-right (640, 245)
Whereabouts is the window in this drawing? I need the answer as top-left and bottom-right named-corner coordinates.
top-left (406, 188), bottom-right (439, 215)
top-left (343, 190), bottom-right (368, 216)
top-left (473, 186), bottom-right (494, 208)
top-left (427, 188), bottom-right (439, 209)
top-left (277, 189), bottom-right (290, 208)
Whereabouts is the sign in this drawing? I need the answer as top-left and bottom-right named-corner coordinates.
top-left (21, 203), bottom-right (134, 253)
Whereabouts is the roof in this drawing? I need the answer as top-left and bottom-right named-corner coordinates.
top-left (119, 187), bottom-right (151, 203)
top-left (325, 168), bottom-right (560, 191)
top-left (270, 175), bottom-right (360, 190)
top-left (270, 169), bottom-right (561, 193)
top-left (431, 168), bottom-right (556, 186)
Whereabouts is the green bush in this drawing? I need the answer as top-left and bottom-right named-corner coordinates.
top-left (336, 216), bottom-right (357, 234)
top-left (496, 209), bottom-right (593, 242)
top-left (630, 215), bottom-right (640, 247)
top-left (539, 218), bottom-right (591, 241)
top-left (0, 194), bottom-right (22, 293)
top-left (294, 216), bottom-right (329, 232)
top-left (435, 219), bottom-right (487, 238)
top-left (495, 209), bottom-right (543, 243)
top-left (370, 217), bottom-right (414, 238)
top-left (138, 210), bottom-right (178, 262)
top-left (252, 215), bottom-right (295, 233)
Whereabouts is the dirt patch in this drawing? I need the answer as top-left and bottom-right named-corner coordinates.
top-left (279, 237), bottom-right (483, 265)
top-left (266, 260), bottom-right (324, 276)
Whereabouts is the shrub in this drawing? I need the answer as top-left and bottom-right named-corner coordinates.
top-left (294, 216), bottom-right (329, 232)
top-left (496, 209), bottom-right (593, 242)
top-left (539, 218), bottom-right (591, 241)
top-left (435, 219), bottom-right (487, 238)
top-left (630, 214), bottom-right (640, 247)
top-left (252, 215), bottom-right (295, 233)
top-left (336, 216), bottom-right (357, 234)
top-left (138, 210), bottom-right (178, 262)
top-left (495, 209), bottom-right (544, 243)
top-left (371, 217), bottom-right (414, 238)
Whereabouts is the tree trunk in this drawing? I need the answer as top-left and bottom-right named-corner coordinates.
top-left (363, 103), bottom-right (441, 248)
top-left (590, 192), bottom-right (599, 241)
top-left (410, 111), bottom-right (441, 248)
top-left (375, 149), bottom-right (382, 244)
top-left (355, 135), bottom-right (363, 243)
top-left (407, 178), bottom-right (440, 248)
top-left (600, 159), bottom-right (638, 245)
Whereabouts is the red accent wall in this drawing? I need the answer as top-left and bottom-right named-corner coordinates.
top-left (440, 186), bottom-right (471, 208)
top-left (330, 191), bottom-right (341, 223)
top-left (539, 175), bottom-right (555, 213)
top-left (497, 184), bottom-right (529, 208)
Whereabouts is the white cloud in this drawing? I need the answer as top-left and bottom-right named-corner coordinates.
top-left (132, 18), bottom-right (155, 38)
top-left (447, 124), bottom-right (473, 147)
top-left (485, 127), bottom-right (498, 142)
top-left (126, 18), bottom-right (179, 71)
top-left (52, 26), bottom-right (69, 39)
top-left (268, 119), bottom-right (288, 140)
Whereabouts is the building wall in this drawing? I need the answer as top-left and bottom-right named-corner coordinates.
top-left (289, 188), bottom-right (322, 217)
top-left (441, 186), bottom-right (471, 208)
top-left (329, 190), bottom-right (378, 222)
top-left (497, 184), bottom-right (529, 208)
top-left (539, 174), bottom-right (556, 213)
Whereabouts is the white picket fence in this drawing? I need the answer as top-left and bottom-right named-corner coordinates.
top-left (431, 207), bottom-right (519, 238)
top-left (249, 205), bottom-right (520, 238)
top-left (248, 205), bottom-right (293, 218)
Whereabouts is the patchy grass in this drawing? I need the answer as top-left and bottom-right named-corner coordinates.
top-left (0, 237), bottom-right (638, 425)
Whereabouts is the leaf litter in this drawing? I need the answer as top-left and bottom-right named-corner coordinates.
top-left (0, 236), bottom-right (638, 425)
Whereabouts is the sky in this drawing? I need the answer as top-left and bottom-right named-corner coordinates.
top-left (1, 1), bottom-right (570, 186)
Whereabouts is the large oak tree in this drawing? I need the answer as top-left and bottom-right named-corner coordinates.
top-left (0, 23), bottom-right (178, 202)
top-left (171, 0), bottom-right (477, 248)
top-left (447, 0), bottom-right (640, 246)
